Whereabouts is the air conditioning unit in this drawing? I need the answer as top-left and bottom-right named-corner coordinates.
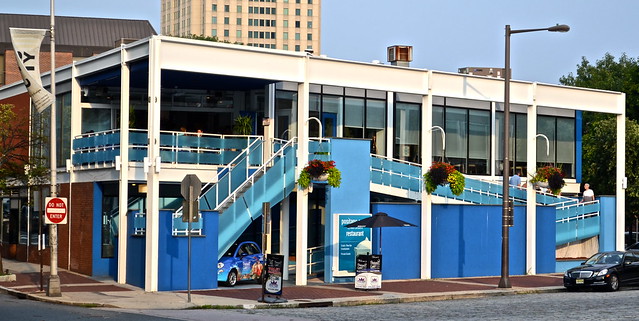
top-left (387, 45), bottom-right (412, 63)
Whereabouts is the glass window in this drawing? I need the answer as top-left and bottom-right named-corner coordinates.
top-left (283, 44), bottom-right (289, 50)
top-left (295, 45), bottom-right (300, 51)
top-left (308, 9), bottom-right (313, 16)
top-left (468, 109), bottom-right (490, 175)
top-left (537, 116), bottom-right (556, 167)
top-left (236, 30), bottom-right (242, 38)
top-left (307, 33), bottom-right (312, 41)
top-left (224, 17), bottom-right (229, 24)
top-left (394, 102), bottom-right (421, 163)
top-left (212, 4), bottom-right (217, 11)
top-left (366, 99), bottom-right (386, 155)
top-left (295, 21), bottom-right (300, 28)
top-left (307, 21), bottom-right (313, 28)
top-left (295, 33), bottom-right (300, 40)
top-left (224, 29), bottom-right (229, 37)
top-left (284, 20), bottom-right (289, 27)
top-left (237, 5), bottom-right (242, 12)
top-left (556, 117), bottom-right (575, 177)
top-left (344, 97), bottom-right (364, 138)
top-left (446, 107), bottom-right (468, 173)
top-left (237, 18), bottom-right (242, 25)
top-left (212, 29), bottom-right (217, 36)
top-left (296, 9), bottom-right (301, 16)
top-left (284, 8), bottom-right (289, 15)
top-left (283, 32), bottom-right (288, 40)
top-left (322, 95), bottom-right (343, 138)
top-left (275, 90), bottom-right (297, 140)
top-left (432, 106), bottom-right (445, 160)
top-left (224, 5), bottom-right (230, 12)
top-left (212, 16), bottom-right (217, 24)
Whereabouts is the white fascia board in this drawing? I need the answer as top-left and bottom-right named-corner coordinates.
top-left (308, 59), bottom-right (428, 94)
top-left (159, 39), bottom-right (306, 82)
top-left (535, 83), bottom-right (624, 115)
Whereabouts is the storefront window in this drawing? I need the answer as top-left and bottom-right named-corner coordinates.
top-left (394, 102), bottom-right (421, 163)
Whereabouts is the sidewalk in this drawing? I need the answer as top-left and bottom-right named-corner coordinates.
top-left (0, 258), bottom-right (565, 309)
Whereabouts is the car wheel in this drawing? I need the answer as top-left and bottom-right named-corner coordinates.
top-left (606, 274), bottom-right (619, 291)
top-left (225, 270), bottom-right (238, 287)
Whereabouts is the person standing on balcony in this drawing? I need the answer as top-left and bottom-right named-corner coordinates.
top-left (582, 183), bottom-right (595, 202)
top-left (509, 170), bottom-right (522, 187)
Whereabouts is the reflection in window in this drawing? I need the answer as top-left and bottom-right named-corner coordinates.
top-left (436, 106), bottom-right (490, 175)
top-left (344, 97), bottom-right (364, 138)
top-left (496, 112), bottom-right (527, 176)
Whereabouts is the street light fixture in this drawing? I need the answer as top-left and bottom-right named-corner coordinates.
top-left (499, 24), bottom-right (569, 289)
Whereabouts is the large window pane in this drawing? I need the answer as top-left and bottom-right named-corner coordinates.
top-left (275, 90), bottom-right (297, 140)
top-left (446, 107), bottom-right (467, 172)
top-left (468, 109), bottom-right (490, 174)
top-left (432, 106), bottom-right (445, 160)
top-left (556, 117), bottom-right (575, 177)
top-left (537, 116), bottom-right (556, 166)
top-left (394, 102), bottom-right (421, 163)
top-left (366, 99), bottom-right (386, 155)
top-left (344, 97), bottom-right (364, 138)
top-left (322, 95), bottom-right (342, 138)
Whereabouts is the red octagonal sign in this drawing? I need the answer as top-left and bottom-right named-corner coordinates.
top-left (45, 197), bottom-right (68, 224)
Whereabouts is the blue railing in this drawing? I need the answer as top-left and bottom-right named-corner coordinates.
top-left (370, 154), bottom-right (422, 192)
top-left (71, 129), bottom-right (261, 166)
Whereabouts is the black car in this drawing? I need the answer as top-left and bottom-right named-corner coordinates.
top-left (564, 251), bottom-right (639, 291)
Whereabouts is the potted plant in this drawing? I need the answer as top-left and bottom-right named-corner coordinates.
top-left (232, 114), bottom-right (253, 135)
top-left (297, 159), bottom-right (341, 189)
top-left (529, 165), bottom-right (565, 195)
top-left (423, 161), bottom-right (465, 196)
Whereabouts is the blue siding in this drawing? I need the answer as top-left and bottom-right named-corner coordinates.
top-left (371, 203), bottom-right (421, 280)
top-left (91, 183), bottom-right (117, 277)
top-left (536, 206), bottom-right (557, 273)
top-left (157, 210), bottom-right (219, 291)
top-left (127, 212), bottom-right (146, 288)
top-left (599, 196), bottom-right (617, 251)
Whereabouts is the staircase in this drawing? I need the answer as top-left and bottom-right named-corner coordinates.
top-left (369, 154), bottom-right (601, 246)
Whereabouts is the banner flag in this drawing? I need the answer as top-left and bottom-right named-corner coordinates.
top-left (9, 28), bottom-right (54, 113)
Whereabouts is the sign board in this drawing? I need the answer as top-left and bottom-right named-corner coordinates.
top-left (181, 174), bottom-right (201, 223)
top-left (264, 254), bottom-right (284, 296)
top-left (45, 197), bottom-right (68, 224)
top-left (333, 214), bottom-right (372, 274)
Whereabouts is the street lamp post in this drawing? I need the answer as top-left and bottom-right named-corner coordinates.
top-left (499, 24), bottom-right (569, 289)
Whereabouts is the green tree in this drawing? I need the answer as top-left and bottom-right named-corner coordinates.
top-left (0, 104), bottom-right (48, 274)
top-left (560, 53), bottom-right (639, 228)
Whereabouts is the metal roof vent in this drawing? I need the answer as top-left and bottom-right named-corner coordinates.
top-left (387, 45), bottom-right (412, 67)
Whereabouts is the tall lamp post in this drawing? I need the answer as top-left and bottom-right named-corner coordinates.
top-left (499, 24), bottom-right (569, 288)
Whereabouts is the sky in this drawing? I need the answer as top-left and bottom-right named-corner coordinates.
top-left (4, 0), bottom-right (639, 84)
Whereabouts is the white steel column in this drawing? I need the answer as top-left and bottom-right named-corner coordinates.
top-left (145, 37), bottom-right (162, 292)
top-left (420, 70), bottom-right (433, 279)
top-left (525, 85), bottom-right (538, 275)
top-left (117, 46), bottom-right (130, 284)
top-left (68, 63), bottom-right (82, 269)
top-left (295, 57), bottom-right (310, 286)
top-left (616, 96), bottom-right (626, 250)
top-left (280, 197), bottom-right (290, 280)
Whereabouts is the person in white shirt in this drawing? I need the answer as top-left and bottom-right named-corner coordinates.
top-left (582, 183), bottom-right (595, 202)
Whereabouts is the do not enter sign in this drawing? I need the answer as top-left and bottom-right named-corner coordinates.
top-left (45, 197), bottom-right (68, 224)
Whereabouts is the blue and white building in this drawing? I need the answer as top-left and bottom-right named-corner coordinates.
top-left (0, 36), bottom-right (626, 291)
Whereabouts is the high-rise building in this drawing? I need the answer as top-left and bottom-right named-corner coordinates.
top-left (161, 0), bottom-right (321, 53)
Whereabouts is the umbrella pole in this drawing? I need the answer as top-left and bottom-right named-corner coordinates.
top-left (379, 227), bottom-right (382, 255)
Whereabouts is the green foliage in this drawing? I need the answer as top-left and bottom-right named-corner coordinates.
top-left (297, 159), bottom-right (341, 189)
top-left (232, 115), bottom-right (253, 135)
top-left (180, 34), bottom-right (244, 45)
top-left (560, 53), bottom-right (639, 224)
top-left (560, 53), bottom-right (639, 124)
top-left (423, 162), bottom-right (465, 196)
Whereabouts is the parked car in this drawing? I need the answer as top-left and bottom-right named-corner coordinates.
top-left (217, 241), bottom-right (264, 287)
top-left (564, 251), bottom-right (639, 291)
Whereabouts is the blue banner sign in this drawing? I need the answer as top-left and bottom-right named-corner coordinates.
top-left (337, 214), bottom-right (372, 272)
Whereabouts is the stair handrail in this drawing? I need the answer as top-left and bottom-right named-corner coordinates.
top-left (214, 137), bottom-right (297, 211)
top-left (175, 136), bottom-right (263, 214)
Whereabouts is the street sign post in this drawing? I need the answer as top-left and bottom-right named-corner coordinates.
top-left (181, 174), bottom-right (201, 303)
top-left (44, 197), bottom-right (67, 225)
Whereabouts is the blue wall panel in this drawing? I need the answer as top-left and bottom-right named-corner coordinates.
top-left (91, 183), bottom-right (117, 278)
top-left (431, 204), bottom-right (526, 278)
top-left (371, 203), bottom-right (421, 280)
top-left (599, 196), bottom-right (617, 251)
top-left (326, 139), bottom-right (372, 282)
top-left (158, 210), bottom-right (218, 291)
top-left (127, 212), bottom-right (146, 288)
top-left (536, 206), bottom-right (556, 273)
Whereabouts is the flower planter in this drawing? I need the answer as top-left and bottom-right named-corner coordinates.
top-left (312, 173), bottom-right (329, 182)
top-left (535, 181), bottom-right (549, 188)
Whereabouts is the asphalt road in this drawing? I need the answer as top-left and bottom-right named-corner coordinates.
top-left (4, 288), bottom-right (639, 321)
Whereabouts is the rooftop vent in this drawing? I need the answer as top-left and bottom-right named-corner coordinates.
top-left (387, 45), bottom-right (412, 67)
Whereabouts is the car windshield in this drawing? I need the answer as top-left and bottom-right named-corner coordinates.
top-left (585, 253), bottom-right (622, 265)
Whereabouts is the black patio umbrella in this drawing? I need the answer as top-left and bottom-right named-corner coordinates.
top-left (346, 212), bottom-right (417, 255)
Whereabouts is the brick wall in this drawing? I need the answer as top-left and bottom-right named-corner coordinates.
top-left (3, 50), bottom-right (73, 86)
top-left (57, 182), bottom-right (94, 276)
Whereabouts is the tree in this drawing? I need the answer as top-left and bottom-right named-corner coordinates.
top-left (560, 53), bottom-right (639, 229)
top-left (0, 104), bottom-right (48, 274)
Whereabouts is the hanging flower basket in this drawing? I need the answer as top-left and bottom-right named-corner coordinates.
top-left (423, 161), bottom-right (465, 196)
top-left (529, 166), bottom-right (565, 195)
top-left (297, 159), bottom-right (342, 189)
